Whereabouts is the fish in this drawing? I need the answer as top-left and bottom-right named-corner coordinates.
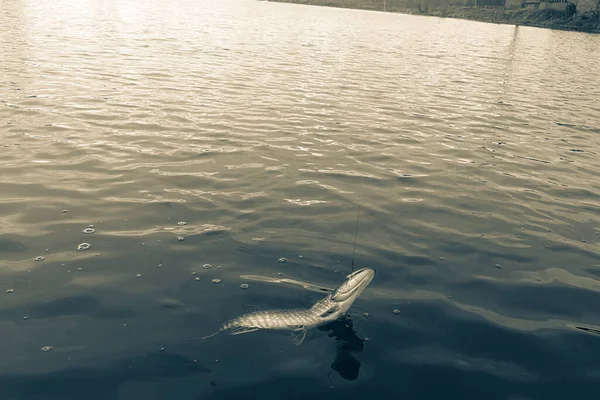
top-left (202, 267), bottom-right (375, 345)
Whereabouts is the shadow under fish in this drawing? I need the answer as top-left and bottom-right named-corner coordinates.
top-left (319, 316), bottom-right (365, 381)
top-left (201, 268), bottom-right (375, 345)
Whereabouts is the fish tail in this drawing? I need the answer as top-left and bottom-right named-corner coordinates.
top-left (201, 329), bottom-right (223, 341)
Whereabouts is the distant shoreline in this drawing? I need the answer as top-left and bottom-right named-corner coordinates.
top-left (265, 1), bottom-right (600, 33)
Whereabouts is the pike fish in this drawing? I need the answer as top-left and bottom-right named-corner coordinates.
top-left (202, 267), bottom-right (375, 345)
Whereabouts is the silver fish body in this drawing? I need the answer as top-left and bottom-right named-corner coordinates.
top-left (204, 268), bottom-right (375, 345)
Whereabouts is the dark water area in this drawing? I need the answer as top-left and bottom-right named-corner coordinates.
top-left (1, 0), bottom-right (600, 399)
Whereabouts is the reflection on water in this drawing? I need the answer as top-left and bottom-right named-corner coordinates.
top-left (320, 317), bottom-right (365, 382)
top-left (1, 0), bottom-right (600, 398)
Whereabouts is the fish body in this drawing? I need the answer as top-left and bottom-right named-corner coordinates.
top-left (204, 268), bottom-right (375, 345)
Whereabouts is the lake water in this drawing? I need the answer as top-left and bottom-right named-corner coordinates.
top-left (1, 0), bottom-right (600, 398)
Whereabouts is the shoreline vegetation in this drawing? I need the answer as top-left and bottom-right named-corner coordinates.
top-left (267, 0), bottom-right (600, 33)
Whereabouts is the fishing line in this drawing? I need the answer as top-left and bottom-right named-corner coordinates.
top-left (351, 204), bottom-right (360, 273)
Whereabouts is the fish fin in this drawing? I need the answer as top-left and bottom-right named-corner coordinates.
top-left (290, 326), bottom-right (307, 346)
top-left (319, 305), bottom-right (340, 318)
top-left (229, 326), bottom-right (260, 335)
top-left (241, 303), bottom-right (262, 314)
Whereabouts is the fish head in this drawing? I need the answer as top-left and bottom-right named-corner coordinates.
top-left (331, 268), bottom-right (375, 305)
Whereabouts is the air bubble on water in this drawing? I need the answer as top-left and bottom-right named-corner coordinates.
top-left (240, 283), bottom-right (249, 290)
top-left (192, 271), bottom-right (197, 275)
top-left (217, 265), bottom-right (222, 269)
top-left (83, 227), bottom-right (95, 234)
top-left (363, 312), bottom-right (370, 318)
top-left (35, 256), bottom-right (44, 261)
top-left (495, 264), bottom-right (503, 269)
top-left (212, 279), bottom-right (221, 284)
top-left (177, 236), bottom-right (185, 242)
top-left (203, 264), bottom-right (212, 269)
top-left (61, 210), bottom-right (68, 214)
top-left (41, 346), bottom-right (53, 352)
top-left (195, 277), bottom-right (200, 281)
top-left (6, 289), bottom-right (14, 294)
top-left (178, 221), bottom-right (187, 226)
top-left (393, 309), bottom-right (400, 315)
top-left (77, 268), bottom-right (82, 271)
top-left (438, 257), bottom-right (444, 261)
top-left (160, 347), bottom-right (165, 352)
top-left (158, 264), bottom-right (163, 268)
top-left (61, 263), bottom-right (66, 267)
top-left (136, 274), bottom-right (142, 278)
top-left (277, 272), bottom-right (283, 276)
top-left (77, 243), bottom-right (91, 251)
top-left (298, 255), bottom-right (304, 259)
top-left (278, 257), bottom-right (287, 263)
top-left (23, 316), bottom-right (28, 320)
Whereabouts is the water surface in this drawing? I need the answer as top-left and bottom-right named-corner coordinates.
top-left (1, 0), bottom-right (600, 399)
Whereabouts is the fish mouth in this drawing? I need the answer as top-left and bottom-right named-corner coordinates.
top-left (331, 268), bottom-right (375, 302)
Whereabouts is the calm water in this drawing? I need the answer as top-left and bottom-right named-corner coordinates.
top-left (1, 0), bottom-right (600, 398)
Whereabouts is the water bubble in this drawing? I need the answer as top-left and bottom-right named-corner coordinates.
top-left (6, 289), bottom-right (14, 294)
top-left (77, 268), bottom-right (82, 271)
top-left (192, 271), bottom-right (197, 275)
top-left (393, 309), bottom-right (400, 315)
top-left (88, 224), bottom-right (94, 228)
top-left (202, 264), bottom-right (212, 269)
top-left (158, 264), bottom-right (163, 268)
top-left (495, 264), bottom-right (503, 269)
top-left (177, 221), bottom-right (187, 226)
top-left (160, 347), bottom-right (165, 352)
top-left (177, 236), bottom-right (185, 242)
top-left (195, 277), bottom-right (200, 281)
top-left (35, 256), bottom-right (44, 261)
top-left (438, 257), bottom-right (444, 261)
top-left (277, 272), bottom-right (283, 276)
top-left (77, 243), bottom-right (91, 251)
top-left (41, 346), bottom-right (53, 352)
top-left (83, 227), bottom-right (95, 234)
top-left (240, 283), bottom-right (249, 290)
top-left (23, 316), bottom-right (28, 320)
top-left (61, 210), bottom-right (68, 214)
top-left (363, 312), bottom-right (370, 318)
top-left (278, 257), bottom-right (287, 263)
top-left (136, 274), bottom-right (142, 278)
top-left (212, 279), bottom-right (221, 284)
top-left (298, 255), bottom-right (304, 259)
